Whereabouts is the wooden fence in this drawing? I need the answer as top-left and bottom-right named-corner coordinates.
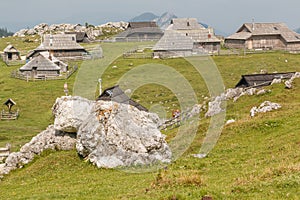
top-left (0, 110), bottom-right (19, 120)
top-left (11, 65), bottom-right (78, 82)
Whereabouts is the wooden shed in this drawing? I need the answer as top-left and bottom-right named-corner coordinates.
top-left (97, 85), bottom-right (148, 112)
top-left (235, 72), bottom-right (295, 88)
top-left (115, 22), bottom-right (163, 42)
top-left (2, 45), bottom-right (21, 62)
top-left (19, 53), bottom-right (67, 78)
top-left (27, 34), bottom-right (88, 60)
top-left (225, 23), bottom-right (300, 51)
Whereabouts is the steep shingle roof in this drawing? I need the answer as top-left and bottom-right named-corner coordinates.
top-left (227, 23), bottom-right (300, 43)
top-left (185, 29), bottom-right (221, 43)
top-left (167, 18), bottom-right (205, 30)
top-left (35, 34), bottom-right (85, 51)
top-left (153, 30), bottom-right (194, 51)
top-left (3, 45), bottom-right (19, 53)
top-left (236, 72), bottom-right (295, 88)
top-left (20, 54), bottom-right (60, 71)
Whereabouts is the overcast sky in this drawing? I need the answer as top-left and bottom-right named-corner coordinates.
top-left (1, 0), bottom-right (300, 34)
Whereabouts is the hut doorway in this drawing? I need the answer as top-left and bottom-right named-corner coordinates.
top-left (248, 39), bottom-right (253, 49)
top-left (32, 67), bottom-right (37, 77)
top-left (7, 53), bottom-right (12, 60)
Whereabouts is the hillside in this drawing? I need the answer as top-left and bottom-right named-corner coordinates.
top-left (0, 38), bottom-right (299, 199)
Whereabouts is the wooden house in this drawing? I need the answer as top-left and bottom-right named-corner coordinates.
top-left (235, 72), bottom-right (295, 88)
top-left (153, 18), bottom-right (221, 58)
top-left (2, 45), bottom-right (21, 62)
top-left (65, 32), bottom-right (91, 43)
top-left (19, 53), bottom-right (68, 78)
top-left (97, 85), bottom-right (148, 112)
top-left (225, 23), bottom-right (300, 51)
top-left (27, 34), bottom-right (88, 60)
top-left (115, 22), bottom-right (163, 41)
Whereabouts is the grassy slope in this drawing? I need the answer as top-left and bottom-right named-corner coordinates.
top-left (0, 37), bottom-right (299, 199)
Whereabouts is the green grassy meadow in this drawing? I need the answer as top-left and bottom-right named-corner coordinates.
top-left (0, 38), bottom-right (299, 199)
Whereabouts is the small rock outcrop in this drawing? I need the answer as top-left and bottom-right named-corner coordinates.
top-left (0, 126), bottom-right (76, 176)
top-left (250, 101), bottom-right (281, 117)
top-left (76, 100), bottom-right (172, 168)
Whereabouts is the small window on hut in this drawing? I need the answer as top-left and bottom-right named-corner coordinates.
top-left (72, 37), bottom-right (75, 41)
top-left (273, 27), bottom-right (278, 30)
top-left (187, 22), bottom-right (190, 26)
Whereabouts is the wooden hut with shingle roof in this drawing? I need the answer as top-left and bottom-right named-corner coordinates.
top-left (19, 53), bottom-right (67, 78)
top-left (115, 22), bottom-right (163, 42)
top-left (2, 45), bottom-right (21, 62)
top-left (27, 34), bottom-right (88, 60)
top-left (153, 18), bottom-right (221, 58)
top-left (97, 85), bottom-right (148, 112)
top-left (235, 72), bottom-right (295, 88)
top-left (225, 22), bottom-right (300, 51)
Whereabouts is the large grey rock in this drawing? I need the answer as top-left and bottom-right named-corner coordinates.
top-left (0, 125), bottom-right (76, 176)
top-left (76, 100), bottom-right (172, 168)
top-left (52, 96), bottom-right (95, 133)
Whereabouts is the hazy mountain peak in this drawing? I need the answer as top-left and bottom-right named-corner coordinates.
top-left (129, 12), bottom-right (159, 22)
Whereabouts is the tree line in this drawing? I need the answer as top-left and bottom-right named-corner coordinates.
top-left (0, 27), bottom-right (14, 37)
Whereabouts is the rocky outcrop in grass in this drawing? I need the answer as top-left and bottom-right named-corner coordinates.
top-left (0, 96), bottom-right (171, 178)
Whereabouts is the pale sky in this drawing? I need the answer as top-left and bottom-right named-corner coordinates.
top-left (1, 0), bottom-right (300, 35)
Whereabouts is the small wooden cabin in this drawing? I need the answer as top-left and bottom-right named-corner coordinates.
top-left (97, 85), bottom-right (148, 112)
top-left (19, 53), bottom-right (68, 78)
top-left (27, 34), bottom-right (88, 60)
top-left (225, 23), bottom-right (300, 51)
top-left (2, 45), bottom-right (21, 62)
top-left (235, 72), bottom-right (295, 88)
top-left (115, 22), bottom-right (163, 41)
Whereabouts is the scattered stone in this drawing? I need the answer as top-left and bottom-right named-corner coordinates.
top-left (271, 78), bottom-right (282, 85)
top-left (193, 153), bottom-right (207, 159)
top-left (205, 96), bottom-right (225, 117)
top-left (256, 89), bottom-right (270, 95)
top-left (285, 80), bottom-right (293, 89)
top-left (226, 119), bottom-right (236, 125)
top-left (250, 101), bottom-right (281, 117)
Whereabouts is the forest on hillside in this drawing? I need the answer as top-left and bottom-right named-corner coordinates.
top-left (0, 27), bottom-right (14, 37)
